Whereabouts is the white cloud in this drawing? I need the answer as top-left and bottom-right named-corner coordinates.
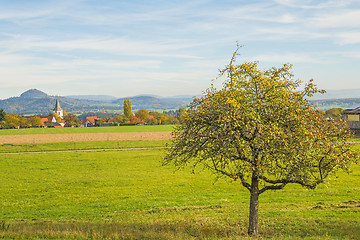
top-left (0, 0), bottom-right (359, 97)
top-left (335, 32), bottom-right (360, 45)
top-left (274, 0), bottom-right (355, 9)
top-left (310, 10), bottom-right (360, 28)
top-left (219, 3), bottom-right (299, 24)
top-left (0, 1), bottom-right (78, 22)
top-left (340, 51), bottom-right (360, 59)
top-left (0, 34), bottom-right (203, 59)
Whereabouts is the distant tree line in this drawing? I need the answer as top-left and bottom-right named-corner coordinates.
top-left (0, 101), bottom-right (187, 129)
top-left (0, 110), bottom-right (42, 129)
top-left (95, 108), bottom-right (185, 126)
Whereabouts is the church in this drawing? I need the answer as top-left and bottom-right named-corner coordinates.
top-left (53, 99), bottom-right (64, 119)
top-left (39, 99), bottom-right (65, 128)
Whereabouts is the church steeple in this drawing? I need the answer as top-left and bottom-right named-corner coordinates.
top-left (53, 99), bottom-right (64, 118)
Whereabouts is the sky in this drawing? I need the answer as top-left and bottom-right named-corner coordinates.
top-left (0, 0), bottom-right (359, 99)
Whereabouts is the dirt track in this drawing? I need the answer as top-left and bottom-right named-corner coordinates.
top-left (0, 132), bottom-right (172, 144)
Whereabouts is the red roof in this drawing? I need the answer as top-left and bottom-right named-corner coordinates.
top-left (40, 116), bottom-right (53, 127)
top-left (82, 116), bottom-right (97, 125)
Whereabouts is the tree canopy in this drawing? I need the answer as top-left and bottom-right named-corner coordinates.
top-left (163, 48), bottom-right (358, 235)
top-left (64, 114), bottom-right (81, 127)
top-left (135, 109), bottom-right (150, 123)
top-left (124, 99), bottom-right (133, 118)
top-left (324, 107), bottom-right (344, 120)
top-left (0, 109), bottom-right (6, 122)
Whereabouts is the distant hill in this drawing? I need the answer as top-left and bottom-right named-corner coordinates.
top-left (2, 88), bottom-right (360, 114)
top-left (0, 89), bottom-right (194, 115)
top-left (20, 89), bottom-right (48, 98)
top-left (311, 98), bottom-right (360, 110)
top-left (0, 95), bottom-right (113, 116)
top-left (112, 95), bottom-right (193, 110)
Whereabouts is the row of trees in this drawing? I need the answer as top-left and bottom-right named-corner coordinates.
top-left (0, 108), bottom-right (83, 129)
top-left (122, 98), bottom-right (186, 125)
top-left (96, 108), bottom-right (185, 125)
top-left (0, 110), bottom-right (43, 129)
top-left (0, 105), bottom-right (186, 129)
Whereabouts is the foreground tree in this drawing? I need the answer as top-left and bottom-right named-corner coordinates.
top-left (163, 49), bottom-right (358, 235)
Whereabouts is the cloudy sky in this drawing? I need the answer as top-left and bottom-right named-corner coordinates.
top-left (0, 0), bottom-right (359, 99)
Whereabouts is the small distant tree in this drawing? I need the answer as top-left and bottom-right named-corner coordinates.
top-left (130, 115), bottom-right (141, 125)
top-left (150, 111), bottom-right (169, 125)
top-left (113, 115), bottom-right (126, 124)
top-left (177, 107), bottom-right (186, 123)
top-left (164, 47), bottom-right (358, 236)
top-left (63, 114), bottom-right (81, 127)
top-left (147, 115), bottom-right (158, 125)
top-left (44, 120), bottom-right (53, 128)
top-left (30, 116), bottom-right (42, 128)
top-left (124, 99), bottom-right (133, 118)
top-left (19, 116), bottom-right (31, 128)
top-left (168, 115), bottom-right (180, 125)
top-left (135, 109), bottom-right (150, 123)
top-left (20, 116), bottom-right (42, 128)
top-left (2, 113), bottom-right (20, 129)
top-left (0, 109), bottom-right (6, 122)
top-left (324, 108), bottom-right (344, 120)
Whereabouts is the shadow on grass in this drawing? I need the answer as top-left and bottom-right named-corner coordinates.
top-left (0, 218), bottom-right (359, 239)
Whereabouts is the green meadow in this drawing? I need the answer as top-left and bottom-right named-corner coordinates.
top-left (0, 140), bottom-right (359, 239)
top-left (0, 140), bottom-right (170, 153)
top-left (0, 125), bottom-right (173, 135)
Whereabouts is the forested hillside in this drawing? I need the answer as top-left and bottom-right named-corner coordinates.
top-left (0, 89), bottom-right (192, 115)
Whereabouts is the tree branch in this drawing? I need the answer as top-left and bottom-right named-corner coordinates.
top-left (258, 175), bottom-right (326, 194)
top-left (259, 183), bottom-right (287, 194)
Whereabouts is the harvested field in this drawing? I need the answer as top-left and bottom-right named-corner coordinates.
top-left (0, 131), bottom-right (172, 144)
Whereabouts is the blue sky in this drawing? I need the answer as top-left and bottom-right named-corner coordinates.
top-left (0, 0), bottom-right (359, 99)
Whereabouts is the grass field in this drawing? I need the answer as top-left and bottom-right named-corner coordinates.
top-left (0, 128), bottom-right (359, 239)
top-left (0, 125), bottom-right (173, 135)
top-left (0, 139), bottom-right (359, 239)
top-left (0, 140), bottom-right (170, 153)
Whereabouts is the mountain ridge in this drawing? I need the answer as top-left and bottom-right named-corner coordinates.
top-left (0, 89), bottom-right (194, 115)
top-left (2, 88), bottom-right (360, 115)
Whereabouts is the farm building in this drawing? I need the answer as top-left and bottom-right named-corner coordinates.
top-left (81, 116), bottom-right (98, 127)
top-left (39, 115), bottom-right (64, 128)
top-left (341, 107), bottom-right (360, 133)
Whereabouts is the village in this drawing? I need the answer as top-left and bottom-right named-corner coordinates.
top-left (0, 99), bottom-right (183, 129)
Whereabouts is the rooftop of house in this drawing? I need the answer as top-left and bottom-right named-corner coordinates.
top-left (82, 116), bottom-right (97, 124)
top-left (342, 107), bottom-right (360, 114)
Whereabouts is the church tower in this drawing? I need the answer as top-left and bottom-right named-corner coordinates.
top-left (53, 99), bottom-right (64, 118)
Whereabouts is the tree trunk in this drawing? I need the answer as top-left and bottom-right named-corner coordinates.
top-left (248, 172), bottom-right (259, 236)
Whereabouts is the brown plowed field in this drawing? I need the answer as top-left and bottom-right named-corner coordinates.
top-left (0, 132), bottom-right (172, 144)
